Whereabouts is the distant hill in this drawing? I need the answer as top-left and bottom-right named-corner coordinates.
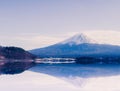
top-left (30, 33), bottom-right (120, 58)
top-left (0, 46), bottom-right (36, 60)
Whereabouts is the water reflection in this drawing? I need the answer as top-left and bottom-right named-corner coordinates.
top-left (30, 63), bottom-right (120, 78)
top-left (0, 60), bottom-right (35, 74)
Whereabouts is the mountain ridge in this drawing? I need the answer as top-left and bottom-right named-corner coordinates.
top-left (30, 33), bottom-right (120, 58)
top-left (0, 46), bottom-right (36, 60)
top-left (60, 33), bottom-right (96, 45)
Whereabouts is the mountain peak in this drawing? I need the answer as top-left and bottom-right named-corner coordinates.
top-left (60, 33), bottom-right (95, 45)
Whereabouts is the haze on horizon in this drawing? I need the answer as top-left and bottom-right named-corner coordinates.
top-left (0, 0), bottom-right (120, 49)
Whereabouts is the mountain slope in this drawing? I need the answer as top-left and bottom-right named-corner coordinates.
top-left (60, 33), bottom-right (96, 45)
top-left (30, 34), bottom-right (120, 58)
top-left (0, 46), bottom-right (36, 60)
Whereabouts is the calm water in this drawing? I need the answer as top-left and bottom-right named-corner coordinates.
top-left (30, 63), bottom-right (120, 78)
top-left (0, 61), bottom-right (35, 74)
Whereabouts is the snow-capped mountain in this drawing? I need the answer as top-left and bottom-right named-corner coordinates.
top-left (30, 33), bottom-right (120, 58)
top-left (60, 33), bottom-right (96, 45)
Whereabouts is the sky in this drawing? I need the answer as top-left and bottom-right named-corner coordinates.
top-left (0, 0), bottom-right (120, 50)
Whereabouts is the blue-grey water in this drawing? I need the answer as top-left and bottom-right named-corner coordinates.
top-left (30, 63), bottom-right (120, 78)
top-left (1, 62), bottom-right (120, 91)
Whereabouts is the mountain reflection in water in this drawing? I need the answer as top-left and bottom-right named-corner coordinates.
top-left (0, 60), bottom-right (35, 74)
top-left (30, 63), bottom-right (120, 78)
top-left (1, 59), bottom-right (120, 78)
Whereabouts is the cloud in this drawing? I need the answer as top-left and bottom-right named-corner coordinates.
top-left (0, 33), bottom-right (64, 50)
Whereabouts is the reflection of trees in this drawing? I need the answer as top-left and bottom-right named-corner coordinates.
top-left (0, 61), bottom-right (35, 74)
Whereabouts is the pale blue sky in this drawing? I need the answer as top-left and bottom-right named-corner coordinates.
top-left (0, 0), bottom-right (120, 49)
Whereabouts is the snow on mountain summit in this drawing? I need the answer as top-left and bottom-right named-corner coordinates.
top-left (60, 33), bottom-right (95, 45)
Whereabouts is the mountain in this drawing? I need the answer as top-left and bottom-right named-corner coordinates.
top-left (30, 33), bottom-right (120, 58)
top-left (60, 33), bottom-right (96, 45)
top-left (0, 46), bottom-right (36, 60)
top-left (0, 46), bottom-right (36, 74)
